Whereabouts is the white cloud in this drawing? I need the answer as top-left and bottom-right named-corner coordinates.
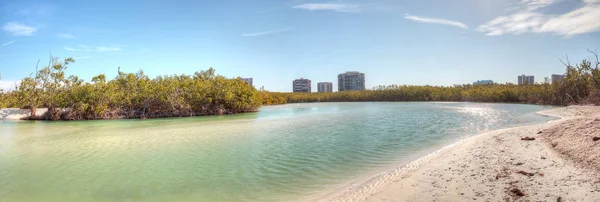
top-left (519, 0), bottom-right (561, 11)
top-left (0, 80), bottom-right (20, 91)
top-left (242, 28), bottom-right (291, 37)
top-left (2, 40), bottom-right (16, 47)
top-left (478, 0), bottom-right (600, 36)
top-left (2, 22), bottom-right (36, 36)
top-left (540, 5), bottom-right (600, 35)
top-left (404, 14), bottom-right (468, 29)
top-left (56, 33), bottom-right (75, 39)
top-left (478, 12), bottom-right (547, 35)
top-left (64, 45), bottom-right (122, 52)
top-left (293, 3), bottom-right (361, 13)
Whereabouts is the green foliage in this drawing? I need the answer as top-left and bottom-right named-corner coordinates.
top-left (0, 89), bottom-right (18, 108)
top-left (263, 84), bottom-right (556, 105)
top-left (6, 59), bottom-right (261, 120)
top-left (3, 50), bottom-right (600, 120)
top-left (258, 90), bottom-right (287, 105)
top-left (554, 59), bottom-right (599, 104)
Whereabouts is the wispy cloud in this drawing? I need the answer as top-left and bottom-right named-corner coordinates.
top-left (74, 56), bottom-right (91, 60)
top-left (64, 45), bottom-right (122, 52)
top-left (478, 0), bottom-right (600, 36)
top-left (96, 47), bottom-right (121, 52)
top-left (293, 3), bottom-right (361, 13)
top-left (242, 28), bottom-right (291, 37)
top-left (56, 33), bottom-right (75, 39)
top-left (519, 0), bottom-right (561, 11)
top-left (1, 22), bottom-right (36, 36)
top-left (404, 14), bottom-right (468, 29)
top-left (2, 40), bottom-right (16, 47)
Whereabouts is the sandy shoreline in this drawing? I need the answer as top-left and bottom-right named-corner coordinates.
top-left (319, 106), bottom-right (600, 201)
top-left (0, 108), bottom-right (47, 120)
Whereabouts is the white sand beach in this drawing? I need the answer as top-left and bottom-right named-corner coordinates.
top-left (323, 106), bottom-right (600, 201)
top-left (0, 108), bottom-right (47, 120)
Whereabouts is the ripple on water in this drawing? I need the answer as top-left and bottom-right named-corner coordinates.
top-left (0, 102), bottom-right (556, 201)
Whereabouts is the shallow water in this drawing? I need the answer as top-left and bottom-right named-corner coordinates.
top-left (0, 102), bottom-right (555, 201)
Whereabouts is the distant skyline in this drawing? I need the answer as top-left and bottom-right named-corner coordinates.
top-left (1, 0), bottom-right (599, 92)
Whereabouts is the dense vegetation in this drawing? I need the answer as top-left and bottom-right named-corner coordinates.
top-left (0, 57), bottom-right (261, 120)
top-left (0, 51), bottom-right (598, 120)
top-left (266, 84), bottom-right (553, 104)
top-left (259, 51), bottom-right (600, 106)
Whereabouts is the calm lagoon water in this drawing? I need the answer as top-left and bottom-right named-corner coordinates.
top-left (0, 102), bottom-right (555, 201)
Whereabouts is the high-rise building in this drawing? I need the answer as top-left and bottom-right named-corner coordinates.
top-left (473, 80), bottom-right (493, 85)
top-left (293, 78), bottom-right (311, 93)
top-left (518, 74), bottom-right (535, 85)
top-left (551, 74), bottom-right (565, 84)
top-left (241, 78), bottom-right (253, 86)
top-left (338, 71), bottom-right (365, 91)
top-left (317, 82), bottom-right (333, 93)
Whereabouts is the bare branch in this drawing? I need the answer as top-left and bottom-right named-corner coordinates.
top-left (47, 52), bottom-right (52, 70)
top-left (589, 48), bottom-right (599, 67)
top-left (559, 58), bottom-right (568, 67)
top-left (35, 59), bottom-right (40, 77)
top-left (559, 53), bottom-right (571, 67)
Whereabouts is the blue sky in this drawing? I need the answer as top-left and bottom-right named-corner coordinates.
top-left (1, 0), bottom-right (599, 92)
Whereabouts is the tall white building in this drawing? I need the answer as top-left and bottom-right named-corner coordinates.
top-left (518, 74), bottom-right (535, 85)
top-left (293, 78), bottom-right (311, 93)
top-left (338, 71), bottom-right (365, 91)
top-left (317, 82), bottom-right (333, 93)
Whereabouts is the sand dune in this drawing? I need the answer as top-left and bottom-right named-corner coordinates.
top-left (325, 106), bottom-right (600, 202)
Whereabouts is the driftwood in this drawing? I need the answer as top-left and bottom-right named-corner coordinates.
top-left (516, 170), bottom-right (535, 177)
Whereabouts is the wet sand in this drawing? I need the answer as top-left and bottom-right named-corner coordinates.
top-left (324, 106), bottom-right (600, 201)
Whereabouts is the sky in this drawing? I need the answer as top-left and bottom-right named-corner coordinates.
top-left (1, 0), bottom-right (599, 92)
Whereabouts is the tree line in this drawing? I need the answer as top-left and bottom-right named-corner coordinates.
top-left (265, 84), bottom-right (554, 105)
top-left (0, 57), bottom-right (261, 120)
top-left (0, 51), bottom-right (598, 120)
top-left (258, 51), bottom-right (600, 106)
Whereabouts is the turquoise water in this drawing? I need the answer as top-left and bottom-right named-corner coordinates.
top-left (0, 102), bottom-right (555, 201)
